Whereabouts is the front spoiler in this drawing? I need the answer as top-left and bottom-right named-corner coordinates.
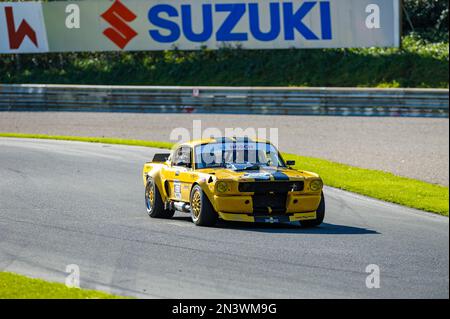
top-left (218, 211), bottom-right (317, 223)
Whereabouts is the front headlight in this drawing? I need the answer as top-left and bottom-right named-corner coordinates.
top-left (309, 180), bottom-right (323, 192)
top-left (216, 181), bottom-right (228, 193)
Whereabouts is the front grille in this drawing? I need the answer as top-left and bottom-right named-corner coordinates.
top-left (239, 181), bottom-right (304, 193)
top-left (252, 193), bottom-right (287, 214)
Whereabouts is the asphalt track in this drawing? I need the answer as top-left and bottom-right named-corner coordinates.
top-left (0, 138), bottom-right (448, 298)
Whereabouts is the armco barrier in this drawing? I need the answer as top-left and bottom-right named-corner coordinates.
top-left (0, 84), bottom-right (448, 117)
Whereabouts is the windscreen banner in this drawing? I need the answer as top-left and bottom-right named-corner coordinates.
top-left (0, 0), bottom-right (401, 54)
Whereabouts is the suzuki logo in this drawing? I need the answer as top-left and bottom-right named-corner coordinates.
top-left (101, 0), bottom-right (137, 49)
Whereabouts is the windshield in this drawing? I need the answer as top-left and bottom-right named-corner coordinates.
top-left (194, 142), bottom-right (285, 169)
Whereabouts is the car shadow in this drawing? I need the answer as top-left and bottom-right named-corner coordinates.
top-left (170, 216), bottom-right (378, 235)
top-left (217, 221), bottom-right (379, 235)
top-left (171, 216), bottom-right (193, 222)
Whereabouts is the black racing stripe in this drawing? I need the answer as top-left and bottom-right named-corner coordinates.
top-left (242, 171), bottom-right (271, 181)
top-left (271, 171), bottom-right (290, 181)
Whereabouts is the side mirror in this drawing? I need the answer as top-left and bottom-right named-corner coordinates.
top-left (286, 160), bottom-right (295, 166)
top-left (152, 153), bottom-right (170, 163)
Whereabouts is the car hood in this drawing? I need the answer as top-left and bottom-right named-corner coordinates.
top-left (197, 167), bottom-right (319, 182)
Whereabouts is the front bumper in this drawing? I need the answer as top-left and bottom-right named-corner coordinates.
top-left (218, 211), bottom-right (317, 223)
top-left (212, 193), bottom-right (322, 214)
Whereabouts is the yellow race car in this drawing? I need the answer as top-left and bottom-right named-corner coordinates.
top-left (143, 137), bottom-right (325, 227)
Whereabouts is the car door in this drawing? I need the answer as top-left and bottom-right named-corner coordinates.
top-left (165, 146), bottom-right (194, 202)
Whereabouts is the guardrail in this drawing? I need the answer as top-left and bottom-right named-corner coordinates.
top-left (0, 84), bottom-right (448, 117)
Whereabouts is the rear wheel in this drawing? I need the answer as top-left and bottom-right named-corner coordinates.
top-left (145, 177), bottom-right (174, 219)
top-left (300, 192), bottom-right (325, 228)
top-left (190, 185), bottom-right (218, 226)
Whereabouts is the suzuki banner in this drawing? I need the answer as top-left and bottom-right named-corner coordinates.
top-left (0, 0), bottom-right (401, 54)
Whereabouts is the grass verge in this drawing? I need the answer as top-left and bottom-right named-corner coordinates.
top-left (1, 132), bottom-right (448, 216)
top-left (0, 132), bottom-right (173, 150)
top-left (0, 272), bottom-right (122, 299)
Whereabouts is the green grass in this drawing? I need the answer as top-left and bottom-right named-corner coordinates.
top-left (0, 133), bottom-right (448, 216)
top-left (0, 133), bottom-right (173, 150)
top-left (0, 272), bottom-right (122, 299)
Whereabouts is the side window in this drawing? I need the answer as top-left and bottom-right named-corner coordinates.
top-left (172, 146), bottom-right (192, 168)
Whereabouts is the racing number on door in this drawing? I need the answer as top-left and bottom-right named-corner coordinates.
top-left (173, 180), bottom-right (182, 199)
top-left (169, 146), bottom-right (193, 201)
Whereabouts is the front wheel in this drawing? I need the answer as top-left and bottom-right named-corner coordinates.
top-left (145, 178), bottom-right (174, 219)
top-left (300, 192), bottom-right (325, 228)
top-left (190, 185), bottom-right (218, 226)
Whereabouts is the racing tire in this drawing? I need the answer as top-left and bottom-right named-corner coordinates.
top-left (190, 185), bottom-right (218, 227)
top-left (145, 177), bottom-right (174, 219)
top-left (300, 192), bottom-right (325, 228)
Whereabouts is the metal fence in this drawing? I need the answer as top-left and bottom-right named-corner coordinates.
top-left (0, 84), bottom-right (448, 117)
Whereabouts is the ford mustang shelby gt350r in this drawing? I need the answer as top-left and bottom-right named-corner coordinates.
top-left (142, 137), bottom-right (325, 227)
